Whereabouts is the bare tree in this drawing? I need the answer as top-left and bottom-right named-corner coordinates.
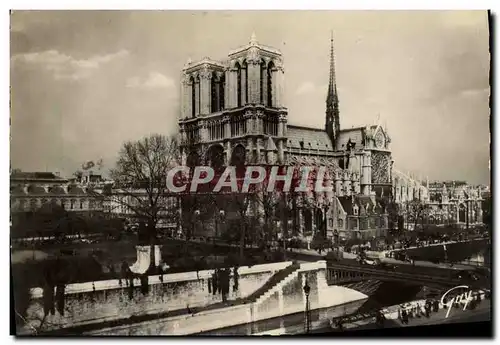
top-left (385, 199), bottom-right (401, 232)
top-left (230, 193), bottom-right (252, 262)
top-left (405, 199), bottom-right (429, 232)
top-left (256, 190), bottom-right (281, 247)
top-left (106, 134), bottom-right (181, 245)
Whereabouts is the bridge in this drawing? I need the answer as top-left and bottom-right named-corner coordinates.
top-left (327, 261), bottom-right (489, 294)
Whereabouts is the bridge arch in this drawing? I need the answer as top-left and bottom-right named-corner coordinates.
top-left (325, 263), bottom-right (488, 296)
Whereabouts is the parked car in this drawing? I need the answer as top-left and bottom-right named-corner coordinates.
top-left (454, 270), bottom-right (479, 281)
top-left (356, 255), bottom-right (378, 266)
top-left (325, 251), bottom-right (342, 261)
top-left (375, 260), bottom-right (398, 270)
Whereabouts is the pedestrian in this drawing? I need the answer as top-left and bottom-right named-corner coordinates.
top-left (401, 309), bottom-right (409, 325)
top-left (425, 302), bottom-right (431, 318)
top-left (336, 319), bottom-right (344, 332)
top-left (433, 300), bottom-right (440, 313)
top-left (212, 269), bottom-right (218, 295)
top-left (376, 312), bottom-right (384, 328)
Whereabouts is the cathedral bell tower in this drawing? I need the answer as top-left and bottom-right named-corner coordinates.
top-left (325, 32), bottom-right (340, 147)
top-left (179, 33), bottom-right (287, 168)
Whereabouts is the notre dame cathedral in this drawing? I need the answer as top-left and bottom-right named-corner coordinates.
top-left (178, 33), bottom-right (392, 243)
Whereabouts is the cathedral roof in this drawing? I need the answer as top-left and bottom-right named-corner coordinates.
top-left (287, 125), bottom-right (334, 152)
top-left (336, 127), bottom-right (370, 151)
top-left (288, 155), bottom-right (342, 172)
top-left (337, 195), bottom-right (376, 216)
top-left (338, 197), bottom-right (353, 215)
top-left (393, 170), bottom-right (421, 186)
top-left (228, 33), bottom-right (282, 58)
top-left (265, 136), bottom-right (277, 151)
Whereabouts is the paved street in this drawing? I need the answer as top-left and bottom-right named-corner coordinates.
top-left (288, 243), bottom-right (488, 272)
top-left (312, 299), bottom-right (491, 334)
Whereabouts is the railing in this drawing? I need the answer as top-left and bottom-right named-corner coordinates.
top-left (326, 264), bottom-right (461, 287)
top-left (327, 263), bottom-right (490, 291)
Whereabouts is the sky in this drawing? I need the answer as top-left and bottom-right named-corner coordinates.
top-left (10, 10), bottom-right (490, 184)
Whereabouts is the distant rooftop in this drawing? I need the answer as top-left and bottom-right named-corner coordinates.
top-left (428, 180), bottom-right (469, 188)
top-left (10, 171), bottom-right (68, 181)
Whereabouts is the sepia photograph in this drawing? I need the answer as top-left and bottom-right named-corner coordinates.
top-left (9, 10), bottom-right (491, 336)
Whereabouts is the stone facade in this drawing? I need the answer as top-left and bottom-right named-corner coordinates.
top-left (10, 171), bottom-right (104, 214)
top-left (392, 171), bottom-right (485, 229)
top-left (177, 34), bottom-right (391, 242)
top-left (103, 188), bottom-right (179, 231)
top-left (425, 181), bottom-right (484, 228)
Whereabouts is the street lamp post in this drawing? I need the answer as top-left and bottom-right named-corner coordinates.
top-left (303, 281), bottom-right (311, 333)
top-left (215, 209), bottom-right (225, 244)
top-left (193, 209), bottom-right (200, 239)
top-left (333, 229), bottom-right (339, 255)
top-left (466, 201), bottom-right (470, 231)
top-left (282, 194), bottom-right (291, 259)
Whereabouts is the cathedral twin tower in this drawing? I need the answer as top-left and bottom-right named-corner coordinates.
top-left (178, 33), bottom-right (288, 167)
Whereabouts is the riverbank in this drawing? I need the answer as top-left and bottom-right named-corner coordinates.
top-left (289, 239), bottom-right (490, 271)
top-left (282, 293), bottom-right (491, 335)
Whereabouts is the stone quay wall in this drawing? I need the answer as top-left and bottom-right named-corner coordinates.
top-left (85, 261), bottom-right (369, 335)
top-left (19, 261), bottom-right (292, 334)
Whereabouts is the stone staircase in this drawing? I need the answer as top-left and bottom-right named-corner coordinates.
top-left (243, 262), bottom-right (301, 305)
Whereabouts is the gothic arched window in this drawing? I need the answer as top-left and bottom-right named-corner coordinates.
top-left (235, 62), bottom-right (242, 107)
top-left (241, 60), bottom-right (248, 106)
top-left (190, 76), bottom-right (196, 118)
top-left (197, 76), bottom-right (201, 115)
top-left (211, 72), bottom-right (218, 113)
top-left (260, 60), bottom-right (267, 104)
top-left (267, 61), bottom-right (275, 107)
top-left (219, 73), bottom-right (225, 110)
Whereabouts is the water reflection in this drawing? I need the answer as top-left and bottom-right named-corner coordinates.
top-left (405, 239), bottom-right (490, 265)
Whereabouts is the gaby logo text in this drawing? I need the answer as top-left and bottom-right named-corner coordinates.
top-left (440, 285), bottom-right (487, 318)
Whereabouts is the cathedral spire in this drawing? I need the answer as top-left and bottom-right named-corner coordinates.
top-left (326, 31), bottom-right (340, 145)
top-left (328, 30), bottom-right (337, 99)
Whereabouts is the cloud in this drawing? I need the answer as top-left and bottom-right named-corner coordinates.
top-left (11, 49), bottom-right (129, 81)
top-left (295, 81), bottom-right (317, 95)
top-left (460, 88), bottom-right (490, 98)
top-left (126, 72), bottom-right (175, 90)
